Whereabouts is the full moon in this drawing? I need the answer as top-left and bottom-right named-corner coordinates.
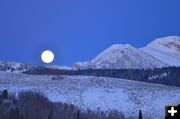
top-left (41, 50), bottom-right (54, 63)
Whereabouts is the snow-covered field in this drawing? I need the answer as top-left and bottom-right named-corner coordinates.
top-left (0, 71), bottom-right (180, 119)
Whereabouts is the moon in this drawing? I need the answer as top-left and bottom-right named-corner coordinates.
top-left (41, 50), bottom-right (54, 63)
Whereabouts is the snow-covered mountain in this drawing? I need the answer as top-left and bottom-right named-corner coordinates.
top-left (141, 36), bottom-right (180, 66)
top-left (73, 36), bottom-right (180, 69)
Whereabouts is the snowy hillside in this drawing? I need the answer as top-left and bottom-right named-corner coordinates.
top-left (141, 36), bottom-right (180, 66)
top-left (73, 36), bottom-right (180, 69)
top-left (0, 61), bottom-right (72, 74)
top-left (0, 61), bottom-right (38, 73)
top-left (0, 72), bottom-right (180, 119)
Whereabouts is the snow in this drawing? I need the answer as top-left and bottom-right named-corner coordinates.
top-left (81, 88), bottom-right (134, 116)
top-left (147, 36), bottom-right (180, 48)
top-left (0, 72), bottom-right (180, 119)
top-left (148, 73), bottom-right (167, 80)
top-left (73, 61), bottom-right (90, 70)
top-left (142, 36), bottom-right (180, 66)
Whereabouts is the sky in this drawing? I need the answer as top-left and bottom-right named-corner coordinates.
top-left (0, 0), bottom-right (180, 66)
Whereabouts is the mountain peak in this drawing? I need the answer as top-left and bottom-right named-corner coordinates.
top-left (94, 44), bottom-right (136, 62)
top-left (99, 44), bottom-right (136, 56)
top-left (142, 36), bottom-right (180, 66)
top-left (73, 42), bottom-right (167, 69)
top-left (147, 36), bottom-right (180, 50)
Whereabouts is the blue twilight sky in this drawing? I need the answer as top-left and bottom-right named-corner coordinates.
top-left (0, 0), bottom-right (180, 66)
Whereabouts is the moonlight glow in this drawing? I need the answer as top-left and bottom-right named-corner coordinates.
top-left (41, 50), bottom-right (54, 63)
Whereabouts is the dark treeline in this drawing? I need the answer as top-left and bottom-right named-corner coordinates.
top-left (0, 90), bottom-right (125, 119)
top-left (25, 67), bottom-right (180, 87)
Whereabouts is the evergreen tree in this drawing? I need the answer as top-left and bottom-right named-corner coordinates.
top-left (48, 110), bottom-right (53, 119)
top-left (2, 89), bottom-right (8, 99)
top-left (139, 110), bottom-right (143, 119)
top-left (77, 110), bottom-right (80, 119)
top-left (9, 107), bottom-right (20, 119)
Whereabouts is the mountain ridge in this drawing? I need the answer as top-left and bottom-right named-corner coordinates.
top-left (0, 36), bottom-right (179, 71)
top-left (73, 36), bottom-right (180, 69)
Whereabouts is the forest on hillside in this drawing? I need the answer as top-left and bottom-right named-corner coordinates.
top-left (0, 90), bottom-right (130, 119)
top-left (25, 67), bottom-right (180, 87)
